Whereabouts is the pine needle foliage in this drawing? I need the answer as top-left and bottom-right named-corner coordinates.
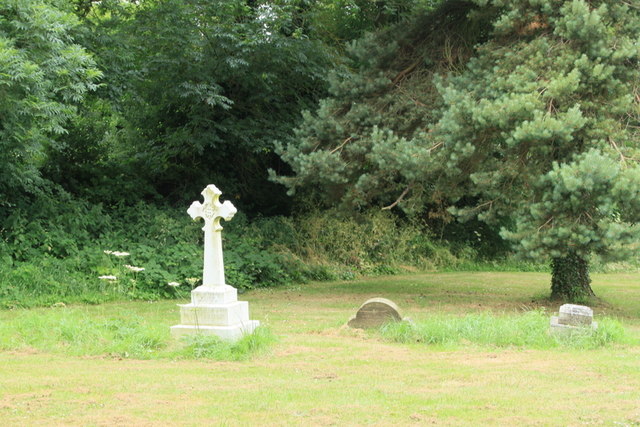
top-left (275, 0), bottom-right (640, 299)
top-left (435, 0), bottom-right (640, 299)
top-left (272, 1), bottom-right (494, 212)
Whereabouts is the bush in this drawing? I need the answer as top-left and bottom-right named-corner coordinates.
top-left (264, 209), bottom-right (448, 276)
top-left (0, 190), bottom-right (317, 306)
top-left (0, 187), bottom-right (543, 308)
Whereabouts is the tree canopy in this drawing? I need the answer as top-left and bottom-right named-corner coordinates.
top-left (1, 0), bottom-right (639, 301)
top-left (274, 0), bottom-right (640, 298)
top-left (0, 0), bottom-right (101, 206)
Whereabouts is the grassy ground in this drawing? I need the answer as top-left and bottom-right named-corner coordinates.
top-left (1, 272), bottom-right (639, 425)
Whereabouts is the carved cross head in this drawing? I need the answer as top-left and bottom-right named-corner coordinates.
top-left (187, 184), bottom-right (237, 231)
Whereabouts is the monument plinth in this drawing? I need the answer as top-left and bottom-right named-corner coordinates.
top-left (171, 184), bottom-right (259, 341)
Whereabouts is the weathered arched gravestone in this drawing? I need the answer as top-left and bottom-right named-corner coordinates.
top-left (347, 298), bottom-right (403, 329)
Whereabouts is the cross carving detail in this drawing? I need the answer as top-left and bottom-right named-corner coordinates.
top-left (187, 184), bottom-right (237, 287)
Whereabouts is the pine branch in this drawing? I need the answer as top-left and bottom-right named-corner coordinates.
top-left (382, 186), bottom-right (411, 211)
top-left (609, 137), bottom-right (639, 165)
top-left (330, 136), bottom-right (353, 154)
top-left (391, 60), bottom-right (421, 86)
top-left (537, 216), bottom-right (554, 232)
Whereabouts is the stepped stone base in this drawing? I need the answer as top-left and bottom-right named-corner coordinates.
top-left (178, 300), bottom-right (250, 325)
top-left (550, 316), bottom-right (597, 333)
top-left (171, 321), bottom-right (260, 341)
top-left (191, 284), bottom-right (237, 305)
top-left (171, 285), bottom-right (259, 341)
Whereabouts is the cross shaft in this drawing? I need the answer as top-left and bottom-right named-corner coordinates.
top-left (187, 184), bottom-right (237, 287)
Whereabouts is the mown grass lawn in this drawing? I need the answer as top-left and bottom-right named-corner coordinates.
top-left (1, 272), bottom-right (639, 426)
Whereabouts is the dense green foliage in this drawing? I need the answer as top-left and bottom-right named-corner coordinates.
top-left (0, 0), bottom-right (101, 205)
top-left (0, 188), bottom-right (457, 307)
top-left (1, 0), bottom-right (639, 307)
top-left (0, 193), bottom-right (285, 307)
top-left (276, 0), bottom-right (640, 299)
top-left (273, 0), bottom-right (491, 211)
top-left (43, 0), bottom-right (337, 212)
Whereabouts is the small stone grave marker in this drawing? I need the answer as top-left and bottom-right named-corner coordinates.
top-left (347, 297), bottom-right (403, 329)
top-left (550, 303), bottom-right (597, 333)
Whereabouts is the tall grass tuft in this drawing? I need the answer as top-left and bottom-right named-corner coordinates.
top-left (379, 310), bottom-right (629, 350)
top-left (176, 326), bottom-right (276, 361)
top-left (0, 307), bottom-right (275, 360)
top-left (0, 308), bottom-right (167, 358)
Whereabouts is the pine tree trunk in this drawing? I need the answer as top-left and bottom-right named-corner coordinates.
top-left (550, 253), bottom-right (595, 300)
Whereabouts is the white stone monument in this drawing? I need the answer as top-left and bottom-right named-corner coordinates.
top-left (171, 184), bottom-right (259, 341)
top-left (550, 303), bottom-right (597, 333)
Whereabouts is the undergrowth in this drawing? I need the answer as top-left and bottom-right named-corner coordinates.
top-left (379, 310), bottom-right (630, 350)
top-left (3, 188), bottom-right (635, 309)
top-left (0, 188), bottom-right (509, 308)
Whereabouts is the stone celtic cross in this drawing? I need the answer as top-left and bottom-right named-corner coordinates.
top-left (187, 184), bottom-right (237, 287)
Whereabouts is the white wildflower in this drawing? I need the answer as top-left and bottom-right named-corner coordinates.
top-left (104, 250), bottom-right (130, 257)
top-left (185, 277), bottom-right (199, 285)
top-left (167, 282), bottom-right (180, 287)
top-left (99, 275), bottom-right (117, 281)
top-left (124, 265), bottom-right (145, 272)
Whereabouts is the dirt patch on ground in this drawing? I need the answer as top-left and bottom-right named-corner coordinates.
top-left (4, 347), bottom-right (41, 357)
top-left (273, 345), bottom-right (318, 357)
top-left (312, 325), bottom-right (370, 339)
top-left (67, 414), bottom-right (166, 427)
top-left (0, 391), bottom-right (52, 412)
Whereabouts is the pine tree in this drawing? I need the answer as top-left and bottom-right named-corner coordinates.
top-left (276, 0), bottom-right (640, 300)
top-left (272, 1), bottom-right (489, 211)
top-left (434, 0), bottom-right (640, 299)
